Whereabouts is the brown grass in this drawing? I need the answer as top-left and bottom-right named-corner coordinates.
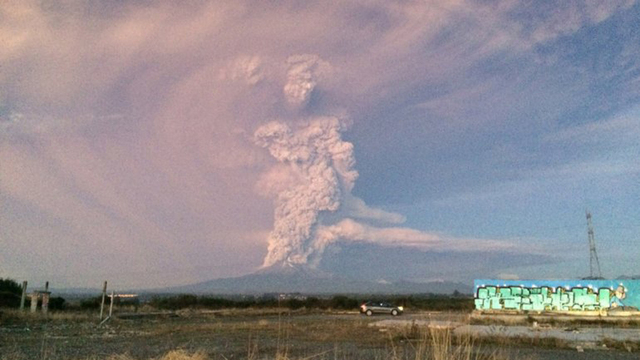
top-left (386, 326), bottom-right (524, 360)
top-left (1, 309), bottom-right (94, 324)
top-left (0, 308), bottom-right (581, 360)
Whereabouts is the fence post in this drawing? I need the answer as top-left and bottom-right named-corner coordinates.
top-left (100, 281), bottom-right (107, 320)
top-left (42, 282), bottom-right (50, 314)
top-left (20, 281), bottom-right (28, 311)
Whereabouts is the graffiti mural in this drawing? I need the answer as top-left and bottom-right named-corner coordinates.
top-left (474, 279), bottom-right (640, 312)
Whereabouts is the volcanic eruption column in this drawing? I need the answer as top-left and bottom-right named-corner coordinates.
top-left (254, 116), bottom-right (358, 267)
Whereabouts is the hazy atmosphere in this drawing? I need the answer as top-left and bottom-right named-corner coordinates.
top-left (1, 0), bottom-right (639, 289)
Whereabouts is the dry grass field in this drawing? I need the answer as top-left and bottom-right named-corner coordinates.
top-left (1, 309), bottom-right (638, 360)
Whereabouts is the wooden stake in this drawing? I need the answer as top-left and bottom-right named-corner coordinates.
top-left (42, 281), bottom-right (50, 314)
top-left (99, 281), bottom-right (107, 320)
top-left (20, 281), bottom-right (27, 311)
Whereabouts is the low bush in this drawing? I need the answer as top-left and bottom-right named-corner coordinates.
top-left (48, 296), bottom-right (67, 310)
top-left (79, 296), bottom-right (102, 309)
top-left (0, 278), bottom-right (23, 308)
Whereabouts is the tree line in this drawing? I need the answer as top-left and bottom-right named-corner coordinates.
top-left (144, 293), bottom-right (472, 311)
top-left (1, 278), bottom-right (472, 312)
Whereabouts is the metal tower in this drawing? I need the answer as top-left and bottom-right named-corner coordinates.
top-left (586, 210), bottom-right (603, 279)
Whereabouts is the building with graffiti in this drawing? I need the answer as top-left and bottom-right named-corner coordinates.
top-left (474, 279), bottom-right (640, 313)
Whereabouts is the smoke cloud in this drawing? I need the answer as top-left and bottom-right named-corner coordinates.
top-left (283, 55), bottom-right (330, 107)
top-left (226, 56), bottom-right (264, 86)
top-left (254, 54), bottom-right (527, 269)
top-left (254, 54), bottom-right (423, 267)
top-left (315, 219), bottom-right (518, 254)
top-left (255, 116), bottom-right (520, 268)
top-left (254, 116), bottom-right (357, 266)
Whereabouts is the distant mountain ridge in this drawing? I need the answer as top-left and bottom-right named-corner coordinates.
top-left (155, 262), bottom-right (472, 295)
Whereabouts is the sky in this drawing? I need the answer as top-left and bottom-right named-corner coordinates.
top-left (1, 0), bottom-right (639, 290)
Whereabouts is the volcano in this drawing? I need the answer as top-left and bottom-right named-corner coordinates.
top-left (159, 262), bottom-right (471, 295)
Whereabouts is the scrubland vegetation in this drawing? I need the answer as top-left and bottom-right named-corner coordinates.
top-left (2, 278), bottom-right (638, 360)
top-left (0, 308), bottom-right (524, 360)
top-left (2, 279), bottom-right (482, 359)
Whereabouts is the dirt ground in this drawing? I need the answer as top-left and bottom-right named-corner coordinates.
top-left (1, 310), bottom-right (639, 360)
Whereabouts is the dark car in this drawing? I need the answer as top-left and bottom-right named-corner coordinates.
top-left (360, 301), bottom-right (403, 316)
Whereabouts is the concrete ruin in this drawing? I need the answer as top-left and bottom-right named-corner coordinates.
top-left (25, 281), bottom-right (52, 313)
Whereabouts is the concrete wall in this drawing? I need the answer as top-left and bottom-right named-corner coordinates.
top-left (474, 279), bottom-right (640, 312)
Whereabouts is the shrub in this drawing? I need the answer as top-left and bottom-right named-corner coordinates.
top-left (80, 296), bottom-right (103, 309)
top-left (48, 296), bottom-right (66, 310)
top-left (0, 278), bottom-right (23, 308)
top-left (329, 295), bottom-right (359, 310)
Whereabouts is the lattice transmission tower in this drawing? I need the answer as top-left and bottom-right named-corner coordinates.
top-left (586, 210), bottom-right (603, 279)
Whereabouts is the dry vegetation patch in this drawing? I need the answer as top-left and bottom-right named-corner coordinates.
top-left (3, 309), bottom-right (638, 359)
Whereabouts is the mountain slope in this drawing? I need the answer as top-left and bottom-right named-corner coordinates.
top-left (158, 263), bottom-right (471, 294)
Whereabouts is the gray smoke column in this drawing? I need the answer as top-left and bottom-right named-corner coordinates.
top-left (254, 116), bottom-right (357, 267)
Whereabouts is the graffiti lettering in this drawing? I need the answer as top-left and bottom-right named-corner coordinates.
top-left (473, 280), bottom-right (639, 312)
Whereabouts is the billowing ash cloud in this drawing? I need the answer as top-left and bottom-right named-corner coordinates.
top-left (283, 55), bottom-right (330, 107)
top-left (255, 118), bottom-right (521, 268)
top-left (254, 116), bottom-right (357, 267)
top-left (255, 54), bottom-right (524, 269)
top-left (255, 54), bottom-right (418, 267)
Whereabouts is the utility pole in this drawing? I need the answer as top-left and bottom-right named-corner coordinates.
top-left (586, 210), bottom-right (603, 279)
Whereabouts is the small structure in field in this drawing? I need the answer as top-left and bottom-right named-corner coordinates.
top-left (29, 281), bottom-right (52, 313)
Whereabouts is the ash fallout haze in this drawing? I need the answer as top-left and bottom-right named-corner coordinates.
top-left (1, 1), bottom-right (639, 290)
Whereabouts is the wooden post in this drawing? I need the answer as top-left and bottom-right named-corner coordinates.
top-left (41, 293), bottom-right (50, 314)
top-left (109, 291), bottom-right (115, 318)
top-left (20, 281), bottom-right (27, 311)
top-left (99, 281), bottom-right (107, 320)
top-left (42, 282), bottom-right (50, 314)
top-left (42, 281), bottom-right (49, 314)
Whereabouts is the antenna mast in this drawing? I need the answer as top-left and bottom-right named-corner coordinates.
top-left (586, 210), bottom-right (603, 278)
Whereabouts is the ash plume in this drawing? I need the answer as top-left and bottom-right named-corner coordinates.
top-left (254, 55), bottom-right (521, 270)
top-left (254, 116), bottom-right (357, 267)
top-left (254, 117), bottom-right (507, 269)
top-left (283, 55), bottom-right (330, 107)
